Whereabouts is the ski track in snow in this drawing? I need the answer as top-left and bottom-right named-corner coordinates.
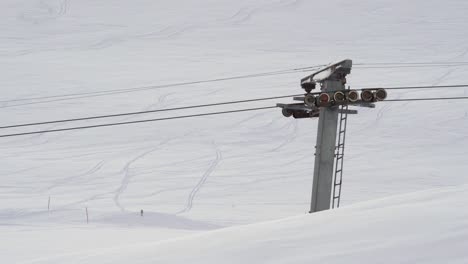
top-left (40, 160), bottom-right (105, 192)
top-left (221, 0), bottom-right (303, 26)
top-left (2, 0), bottom-right (304, 56)
top-left (271, 119), bottom-right (298, 151)
top-left (61, 190), bottom-right (115, 209)
top-left (111, 91), bottom-right (193, 211)
top-left (131, 186), bottom-right (190, 200)
top-left (113, 138), bottom-right (172, 212)
top-left (176, 143), bottom-right (222, 214)
top-left (34, 90), bottom-right (177, 209)
top-left (18, 0), bottom-right (69, 25)
top-left (223, 7), bottom-right (257, 26)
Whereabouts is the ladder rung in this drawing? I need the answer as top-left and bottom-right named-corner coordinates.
top-left (334, 115), bottom-right (346, 207)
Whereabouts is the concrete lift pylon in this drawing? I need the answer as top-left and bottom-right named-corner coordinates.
top-left (276, 59), bottom-right (387, 213)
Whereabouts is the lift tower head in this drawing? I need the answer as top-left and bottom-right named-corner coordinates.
top-left (276, 59), bottom-right (386, 213)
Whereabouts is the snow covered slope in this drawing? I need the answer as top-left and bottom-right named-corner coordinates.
top-left (1, 0), bottom-right (468, 262)
top-left (17, 184), bottom-right (468, 264)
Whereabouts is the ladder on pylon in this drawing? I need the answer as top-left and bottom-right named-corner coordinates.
top-left (332, 103), bottom-right (348, 209)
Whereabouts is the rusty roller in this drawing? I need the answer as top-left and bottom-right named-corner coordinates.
top-left (347, 90), bottom-right (359, 102)
top-left (374, 88), bottom-right (387, 101)
top-left (304, 94), bottom-right (316, 107)
top-left (318, 93), bottom-right (331, 106)
top-left (361, 90), bottom-right (374, 102)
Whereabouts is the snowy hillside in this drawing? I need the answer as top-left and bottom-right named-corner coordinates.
top-left (20, 184), bottom-right (468, 264)
top-left (1, 0), bottom-right (468, 262)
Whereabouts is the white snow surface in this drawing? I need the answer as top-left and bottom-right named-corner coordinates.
top-left (1, 0), bottom-right (468, 262)
top-left (17, 184), bottom-right (468, 264)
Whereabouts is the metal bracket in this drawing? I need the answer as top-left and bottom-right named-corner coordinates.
top-left (276, 103), bottom-right (313, 111)
top-left (357, 102), bottom-right (376, 108)
top-left (300, 59), bottom-right (352, 92)
top-left (340, 109), bottom-right (358, 114)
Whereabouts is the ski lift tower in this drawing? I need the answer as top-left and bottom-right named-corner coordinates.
top-left (277, 59), bottom-right (387, 213)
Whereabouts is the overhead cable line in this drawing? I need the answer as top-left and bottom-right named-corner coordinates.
top-left (2, 84), bottom-right (468, 130)
top-left (354, 61), bottom-right (468, 66)
top-left (0, 96), bottom-right (467, 139)
top-left (3, 61), bottom-right (468, 108)
top-left (364, 84), bottom-right (468, 91)
top-left (299, 84), bottom-right (468, 95)
top-left (5, 82), bottom-right (468, 111)
top-left (0, 94), bottom-right (301, 129)
top-left (383, 96), bottom-right (468, 102)
top-left (0, 106), bottom-right (277, 138)
top-left (355, 64), bottom-right (468, 69)
top-left (0, 65), bottom-right (325, 106)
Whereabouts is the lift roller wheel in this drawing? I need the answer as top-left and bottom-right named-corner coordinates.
top-left (304, 94), bottom-right (316, 107)
top-left (333, 91), bottom-right (346, 103)
top-left (318, 93), bottom-right (331, 106)
top-left (361, 90), bottom-right (374, 102)
top-left (347, 90), bottom-right (359, 102)
top-left (282, 108), bottom-right (293, 117)
top-left (374, 88), bottom-right (387, 101)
